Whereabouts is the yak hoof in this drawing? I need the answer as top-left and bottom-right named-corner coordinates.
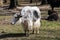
top-left (25, 33), bottom-right (29, 37)
top-left (25, 31), bottom-right (29, 37)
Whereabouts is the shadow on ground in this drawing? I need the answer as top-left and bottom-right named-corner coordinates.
top-left (0, 33), bottom-right (26, 39)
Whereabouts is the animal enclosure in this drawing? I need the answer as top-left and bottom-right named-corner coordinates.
top-left (0, 0), bottom-right (60, 40)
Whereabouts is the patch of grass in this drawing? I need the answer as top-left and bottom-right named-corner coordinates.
top-left (0, 24), bottom-right (24, 33)
top-left (0, 16), bottom-right (12, 19)
top-left (41, 20), bottom-right (60, 30)
top-left (0, 16), bottom-right (60, 40)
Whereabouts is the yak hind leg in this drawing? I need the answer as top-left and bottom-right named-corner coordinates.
top-left (25, 30), bottom-right (30, 37)
top-left (36, 28), bottom-right (40, 34)
top-left (33, 27), bottom-right (40, 34)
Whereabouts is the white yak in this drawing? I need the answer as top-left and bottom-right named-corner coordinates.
top-left (11, 6), bottom-right (41, 36)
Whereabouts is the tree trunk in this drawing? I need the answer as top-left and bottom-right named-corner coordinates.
top-left (30, 0), bottom-right (32, 3)
top-left (41, 0), bottom-right (47, 5)
top-left (3, 0), bottom-right (7, 3)
top-left (8, 0), bottom-right (18, 9)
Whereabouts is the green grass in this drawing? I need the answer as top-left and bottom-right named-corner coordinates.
top-left (41, 20), bottom-right (60, 30)
top-left (0, 15), bottom-right (60, 40)
top-left (0, 16), bottom-right (12, 19)
top-left (0, 24), bottom-right (24, 33)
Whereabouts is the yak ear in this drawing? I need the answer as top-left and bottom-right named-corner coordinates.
top-left (20, 13), bottom-right (22, 17)
top-left (15, 13), bottom-right (22, 18)
top-left (14, 13), bottom-right (18, 17)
